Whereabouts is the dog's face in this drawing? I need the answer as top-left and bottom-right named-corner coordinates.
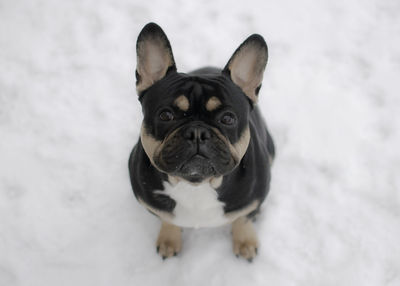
top-left (136, 23), bottom-right (268, 183)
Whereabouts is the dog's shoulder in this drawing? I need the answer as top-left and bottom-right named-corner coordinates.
top-left (129, 140), bottom-right (176, 213)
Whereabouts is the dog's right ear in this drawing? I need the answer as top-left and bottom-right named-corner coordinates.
top-left (223, 34), bottom-right (268, 104)
top-left (136, 23), bottom-right (176, 94)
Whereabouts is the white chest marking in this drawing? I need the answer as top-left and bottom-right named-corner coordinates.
top-left (156, 181), bottom-right (229, 228)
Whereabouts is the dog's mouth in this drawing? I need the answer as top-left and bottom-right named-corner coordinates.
top-left (178, 154), bottom-right (216, 183)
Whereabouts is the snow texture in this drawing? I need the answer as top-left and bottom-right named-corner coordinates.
top-left (1, 0), bottom-right (400, 285)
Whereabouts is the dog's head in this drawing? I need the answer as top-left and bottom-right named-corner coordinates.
top-left (136, 23), bottom-right (268, 183)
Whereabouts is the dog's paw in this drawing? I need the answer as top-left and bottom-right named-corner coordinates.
top-left (156, 222), bottom-right (182, 260)
top-left (232, 217), bottom-right (259, 262)
top-left (233, 239), bottom-right (258, 262)
top-left (156, 240), bottom-right (181, 259)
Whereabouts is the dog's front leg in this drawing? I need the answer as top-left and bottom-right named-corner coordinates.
top-left (231, 216), bottom-right (259, 262)
top-left (156, 221), bottom-right (182, 259)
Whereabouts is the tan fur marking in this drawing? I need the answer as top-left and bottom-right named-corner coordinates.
top-left (140, 124), bottom-right (162, 166)
top-left (168, 175), bottom-right (180, 186)
top-left (209, 176), bottom-right (223, 189)
top-left (232, 126), bottom-right (250, 162)
top-left (174, 95), bottom-right (189, 111)
top-left (156, 221), bottom-right (182, 258)
top-left (224, 200), bottom-right (259, 222)
top-left (231, 216), bottom-right (259, 261)
top-left (210, 125), bottom-right (250, 165)
top-left (206, 96), bottom-right (222, 111)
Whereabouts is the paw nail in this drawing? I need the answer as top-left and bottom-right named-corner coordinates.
top-left (247, 258), bottom-right (253, 263)
top-left (156, 246), bottom-right (160, 253)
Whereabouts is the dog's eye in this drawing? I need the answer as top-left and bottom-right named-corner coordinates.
top-left (159, 110), bottom-right (174, 121)
top-left (220, 112), bottom-right (236, 126)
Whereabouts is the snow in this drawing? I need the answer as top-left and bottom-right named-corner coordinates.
top-left (1, 0), bottom-right (400, 285)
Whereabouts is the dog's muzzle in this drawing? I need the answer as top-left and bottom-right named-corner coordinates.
top-left (156, 122), bottom-right (235, 182)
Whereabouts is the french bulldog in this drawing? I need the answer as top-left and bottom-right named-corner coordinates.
top-left (128, 23), bottom-right (275, 262)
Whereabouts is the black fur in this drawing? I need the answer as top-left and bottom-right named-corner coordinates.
top-left (129, 67), bottom-right (274, 216)
top-left (129, 23), bottom-right (274, 220)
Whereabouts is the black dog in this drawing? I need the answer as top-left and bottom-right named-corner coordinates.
top-left (129, 23), bottom-right (274, 261)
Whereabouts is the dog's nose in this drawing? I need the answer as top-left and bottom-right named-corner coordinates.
top-left (183, 126), bottom-right (211, 143)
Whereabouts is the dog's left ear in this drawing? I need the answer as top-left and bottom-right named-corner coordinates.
top-left (136, 23), bottom-right (176, 93)
top-left (223, 34), bottom-right (268, 104)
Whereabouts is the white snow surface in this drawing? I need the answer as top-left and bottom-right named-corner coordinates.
top-left (1, 0), bottom-right (400, 285)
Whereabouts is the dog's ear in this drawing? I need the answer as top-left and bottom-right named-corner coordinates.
top-left (136, 23), bottom-right (176, 93)
top-left (223, 34), bottom-right (268, 104)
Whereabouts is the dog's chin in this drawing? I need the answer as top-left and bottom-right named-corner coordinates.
top-left (155, 154), bottom-right (217, 183)
top-left (176, 155), bottom-right (217, 183)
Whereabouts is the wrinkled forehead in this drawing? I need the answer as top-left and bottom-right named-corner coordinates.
top-left (140, 73), bottom-right (249, 112)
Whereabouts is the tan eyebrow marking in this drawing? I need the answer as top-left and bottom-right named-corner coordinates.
top-left (206, 96), bottom-right (222, 111)
top-left (174, 95), bottom-right (189, 111)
